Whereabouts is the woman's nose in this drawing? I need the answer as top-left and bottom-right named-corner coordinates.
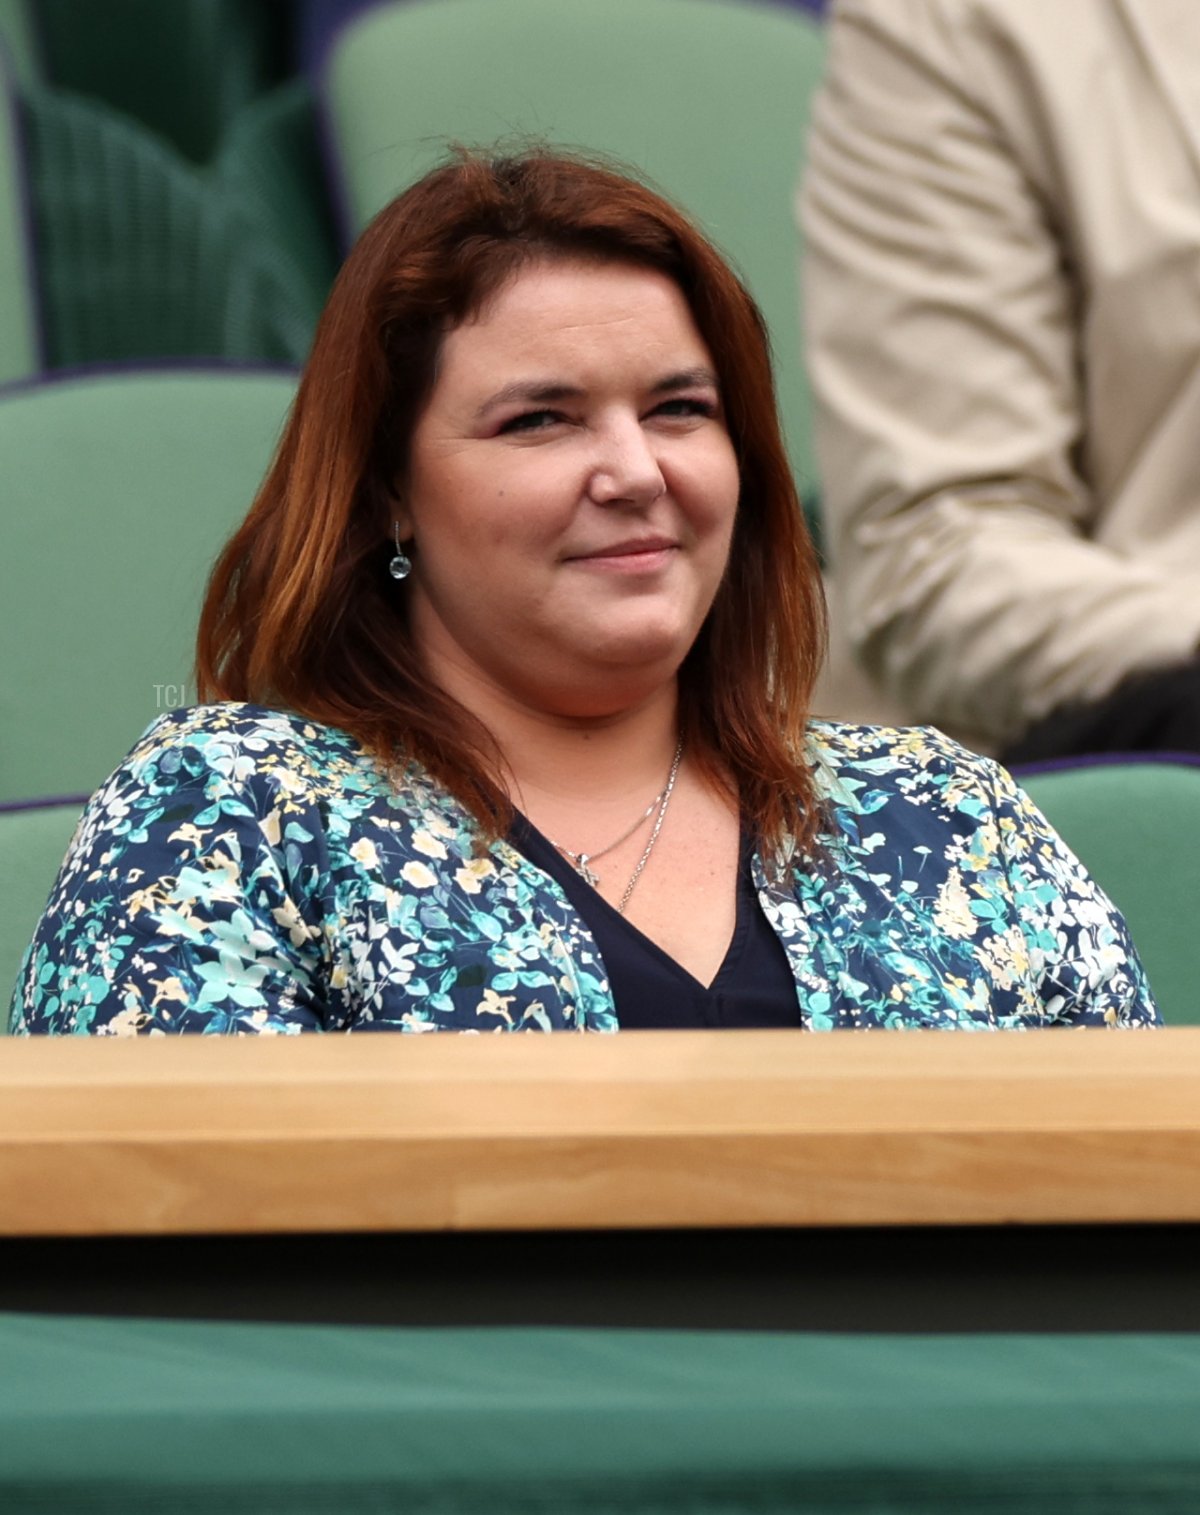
top-left (586, 416), bottom-right (666, 506)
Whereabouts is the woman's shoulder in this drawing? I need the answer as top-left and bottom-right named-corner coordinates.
top-left (117, 702), bottom-right (391, 805)
top-left (128, 701), bottom-right (367, 765)
top-left (801, 717), bottom-right (1027, 848)
top-left (805, 719), bottom-right (999, 793)
top-left (104, 702), bottom-right (482, 856)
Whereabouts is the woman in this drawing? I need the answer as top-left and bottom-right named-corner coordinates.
top-left (10, 150), bottom-right (1156, 1034)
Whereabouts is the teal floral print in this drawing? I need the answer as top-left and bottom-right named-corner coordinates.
top-left (8, 704), bottom-right (1157, 1034)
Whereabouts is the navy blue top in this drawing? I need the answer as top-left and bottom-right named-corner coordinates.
top-left (509, 817), bottom-right (801, 1029)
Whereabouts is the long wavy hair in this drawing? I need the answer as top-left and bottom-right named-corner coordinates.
top-left (197, 148), bottom-right (827, 859)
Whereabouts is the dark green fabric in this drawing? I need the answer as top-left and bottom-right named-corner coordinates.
top-left (33, 0), bottom-right (283, 163)
top-left (3, 1316), bottom-right (1200, 1512)
top-left (23, 85), bottom-right (317, 368)
top-left (0, 44), bottom-right (39, 383)
top-left (215, 78), bottom-right (340, 339)
top-left (0, 0), bottom-right (40, 90)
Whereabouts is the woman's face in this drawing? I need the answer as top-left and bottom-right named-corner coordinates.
top-left (398, 257), bottom-right (740, 719)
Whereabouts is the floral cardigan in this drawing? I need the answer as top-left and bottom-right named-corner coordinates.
top-left (9, 704), bottom-right (1157, 1034)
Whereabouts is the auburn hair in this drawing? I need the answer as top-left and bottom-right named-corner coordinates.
top-left (196, 148), bottom-right (827, 861)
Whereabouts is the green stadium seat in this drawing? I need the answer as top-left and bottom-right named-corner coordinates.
top-left (0, 797), bottom-right (83, 1024)
top-left (0, 48), bottom-right (39, 383)
top-left (32, 0), bottom-right (283, 163)
top-left (0, 0), bottom-right (39, 89)
top-left (1018, 760), bottom-right (1200, 1026)
top-left (0, 367), bottom-right (297, 804)
top-left (216, 77), bottom-right (340, 342)
top-left (22, 84), bottom-right (318, 368)
top-left (322, 0), bottom-right (827, 514)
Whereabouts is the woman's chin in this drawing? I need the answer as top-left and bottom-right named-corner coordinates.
top-left (573, 632), bottom-right (693, 685)
top-left (510, 635), bottom-right (690, 719)
top-left (567, 605), bottom-right (703, 669)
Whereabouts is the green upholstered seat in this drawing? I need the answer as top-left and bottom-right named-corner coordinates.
top-left (1019, 762), bottom-right (1200, 1025)
top-left (323, 0), bottom-right (827, 516)
top-left (0, 0), bottom-right (39, 90)
top-left (216, 77), bottom-right (340, 345)
top-left (4, 1318), bottom-right (1200, 1508)
top-left (22, 85), bottom-right (318, 368)
top-left (0, 50), bottom-right (39, 384)
top-left (32, 0), bottom-right (281, 163)
top-left (0, 798), bottom-right (82, 1020)
top-left (0, 368), bottom-right (296, 805)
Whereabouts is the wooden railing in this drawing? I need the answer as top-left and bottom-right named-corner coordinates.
top-left (2, 1028), bottom-right (1199, 1235)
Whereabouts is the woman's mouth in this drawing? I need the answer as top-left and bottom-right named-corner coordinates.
top-left (568, 538), bottom-right (679, 572)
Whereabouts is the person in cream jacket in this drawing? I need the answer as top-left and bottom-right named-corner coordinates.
top-left (803, 0), bottom-right (1200, 759)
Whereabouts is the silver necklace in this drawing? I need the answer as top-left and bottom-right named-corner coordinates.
top-left (550, 740), bottom-right (683, 915)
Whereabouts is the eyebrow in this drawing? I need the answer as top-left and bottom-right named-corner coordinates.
top-left (653, 366), bottom-right (721, 396)
top-left (473, 366), bottom-right (721, 419)
top-left (474, 381), bottom-right (582, 419)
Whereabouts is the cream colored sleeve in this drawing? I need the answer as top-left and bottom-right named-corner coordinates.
top-left (801, 0), bottom-right (1200, 744)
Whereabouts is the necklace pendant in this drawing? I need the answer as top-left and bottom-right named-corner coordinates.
top-left (576, 856), bottom-right (600, 887)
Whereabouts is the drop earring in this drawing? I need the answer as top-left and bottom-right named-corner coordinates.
top-left (389, 523), bottom-right (412, 581)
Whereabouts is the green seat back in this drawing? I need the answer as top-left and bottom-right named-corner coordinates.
top-left (1019, 763), bottom-right (1200, 1025)
top-left (23, 85), bottom-right (318, 368)
top-left (0, 48), bottom-right (39, 383)
top-left (34, 0), bottom-right (281, 163)
top-left (0, 368), bottom-right (297, 803)
top-left (216, 77), bottom-right (340, 335)
top-left (0, 798), bottom-right (83, 1026)
top-left (0, 0), bottom-right (40, 89)
top-left (324, 0), bottom-right (827, 508)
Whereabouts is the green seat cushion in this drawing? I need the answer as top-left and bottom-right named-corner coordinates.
top-left (4, 1317), bottom-right (1200, 1512)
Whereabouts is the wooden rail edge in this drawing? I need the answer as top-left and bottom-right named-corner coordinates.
top-left (1, 1028), bottom-right (1198, 1235)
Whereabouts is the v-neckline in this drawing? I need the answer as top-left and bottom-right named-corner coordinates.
top-left (510, 811), bottom-right (751, 992)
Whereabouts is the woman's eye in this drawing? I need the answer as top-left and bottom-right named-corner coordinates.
top-left (498, 409), bottom-right (561, 434)
top-left (652, 397), bottom-right (718, 420)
